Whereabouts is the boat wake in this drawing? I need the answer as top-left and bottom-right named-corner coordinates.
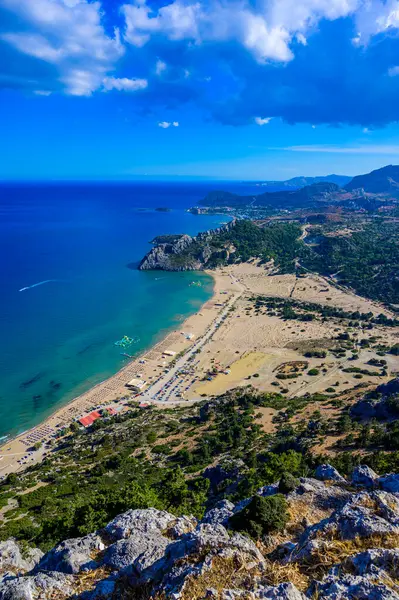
top-left (19, 280), bottom-right (59, 292)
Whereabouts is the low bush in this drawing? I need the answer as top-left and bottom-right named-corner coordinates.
top-left (229, 495), bottom-right (289, 539)
top-left (278, 472), bottom-right (300, 494)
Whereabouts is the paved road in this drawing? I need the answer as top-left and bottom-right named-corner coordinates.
top-left (139, 274), bottom-right (244, 405)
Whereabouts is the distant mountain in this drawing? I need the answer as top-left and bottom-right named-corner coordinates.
top-left (201, 181), bottom-right (342, 209)
top-left (256, 174), bottom-right (351, 189)
top-left (345, 164), bottom-right (399, 193)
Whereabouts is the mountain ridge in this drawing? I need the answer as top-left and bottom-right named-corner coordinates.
top-left (345, 164), bottom-right (399, 193)
top-left (200, 164), bottom-right (399, 207)
top-left (200, 181), bottom-right (342, 209)
top-left (258, 174), bottom-right (351, 188)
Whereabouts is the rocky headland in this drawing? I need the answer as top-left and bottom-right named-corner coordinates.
top-left (138, 221), bottom-right (236, 271)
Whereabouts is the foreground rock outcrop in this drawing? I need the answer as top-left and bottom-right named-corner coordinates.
top-left (2, 465), bottom-right (399, 599)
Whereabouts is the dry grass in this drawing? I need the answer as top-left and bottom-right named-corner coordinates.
top-left (301, 533), bottom-right (399, 578)
top-left (179, 555), bottom-right (260, 600)
top-left (287, 499), bottom-right (333, 539)
top-left (261, 559), bottom-right (309, 592)
top-left (73, 566), bottom-right (113, 596)
top-left (173, 553), bottom-right (309, 599)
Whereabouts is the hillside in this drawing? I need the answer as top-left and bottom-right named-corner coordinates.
top-left (139, 220), bottom-right (302, 272)
top-left (256, 174), bottom-right (351, 189)
top-left (2, 378), bottom-right (399, 599)
top-left (2, 468), bottom-right (399, 599)
top-left (200, 165), bottom-right (399, 209)
top-left (200, 182), bottom-right (342, 209)
top-left (303, 221), bottom-right (399, 304)
top-left (286, 174), bottom-right (351, 187)
top-left (139, 218), bottom-right (399, 304)
top-left (345, 164), bottom-right (399, 193)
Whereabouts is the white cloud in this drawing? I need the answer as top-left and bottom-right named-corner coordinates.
top-left (122, 1), bottom-right (201, 47)
top-left (255, 116), bottom-right (272, 125)
top-left (155, 60), bottom-right (167, 75)
top-left (352, 0), bottom-right (399, 45)
top-left (296, 33), bottom-right (307, 45)
top-left (0, 0), bottom-right (124, 95)
top-left (158, 120), bottom-right (179, 128)
top-left (34, 90), bottom-right (52, 96)
top-left (1, 33), bottom-right (64, 62)
top-left (3, 0), bottom-right (399, 102)
top-left (363, 127), bottom-right (370, 133)
top-left (102, 76), bottom-right (148, 92)
top-left (121, 0), bottom-right (360, 64)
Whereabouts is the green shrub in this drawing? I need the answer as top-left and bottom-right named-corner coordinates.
top-left (229, 495), bottom-right (289, 539)
top-left (152, 444), bottom-right (172, 455)
top-left (304, 350), bottom-right (327, 358)
top-left (278, 472), bottom-right (300, 494)
top-left (308, 368), bottom-right (320, 376)
top-left (146, 431), bottom-right (157, 444)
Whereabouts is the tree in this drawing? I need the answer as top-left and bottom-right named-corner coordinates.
top-left (278, 472), bottom-right (300, 494)
top-left (146, 430), bottom-right (157, 444)
top-left (337, 414), bottom-right (353, 434)
top-left (229, 495), bottom-right (289, 539)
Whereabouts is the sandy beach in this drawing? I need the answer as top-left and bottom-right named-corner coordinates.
top-left (1, 262), bottom-right (398, 477)
top-left (0, 269), bottom-right (239, 477)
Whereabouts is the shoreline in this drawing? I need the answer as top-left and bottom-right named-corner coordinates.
top-left (0, 268), bottom-right (238, 477)
top-left (2, 261), bottom-right (397, 478)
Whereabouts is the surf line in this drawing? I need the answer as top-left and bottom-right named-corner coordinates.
top-left (19, 280), bottom-right (59, 292)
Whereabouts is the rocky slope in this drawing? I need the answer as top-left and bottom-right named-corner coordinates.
top-left (138, 221), bottom-right (235, 271)
top-left (2, 465), bottom-right (399, 599)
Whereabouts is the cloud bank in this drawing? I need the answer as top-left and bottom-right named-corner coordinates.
top-left (2, 0), bottom-right (399, 126)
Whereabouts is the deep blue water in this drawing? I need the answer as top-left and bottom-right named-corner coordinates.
top-left (0, 181), bottom-right (262, 438)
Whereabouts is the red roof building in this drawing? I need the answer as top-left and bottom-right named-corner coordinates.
top-left (78, 410), bottom-right (102, 427)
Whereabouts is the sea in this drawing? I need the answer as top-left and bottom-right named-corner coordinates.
top-left (0, 180), bottom-right (264, 439)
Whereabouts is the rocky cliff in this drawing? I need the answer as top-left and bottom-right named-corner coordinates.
top-left (2, 465), bottom-right (399, 599)
top-left (138, 220), bottom-right (236, 271)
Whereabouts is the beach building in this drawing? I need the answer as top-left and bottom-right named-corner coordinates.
top-left (79, 411), bottom-right (102, 428)
top-left (126, 378), bottom-right (147, 392)
top-left (163, 350), bottom-right (176, 357)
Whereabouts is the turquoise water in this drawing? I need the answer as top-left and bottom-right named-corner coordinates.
top-left (0, 182), bottom-right (239, 438)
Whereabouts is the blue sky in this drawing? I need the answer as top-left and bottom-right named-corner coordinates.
top-left (2, 0), bottom-right (399, 180)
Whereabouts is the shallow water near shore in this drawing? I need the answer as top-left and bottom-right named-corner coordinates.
top-left (0, 181), bottom-right (260, 438)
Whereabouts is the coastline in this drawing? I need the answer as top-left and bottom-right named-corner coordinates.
top-left (0, 268), bottom-right (238, 477)
top-left (2, 261), bottom-right (398, 478)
